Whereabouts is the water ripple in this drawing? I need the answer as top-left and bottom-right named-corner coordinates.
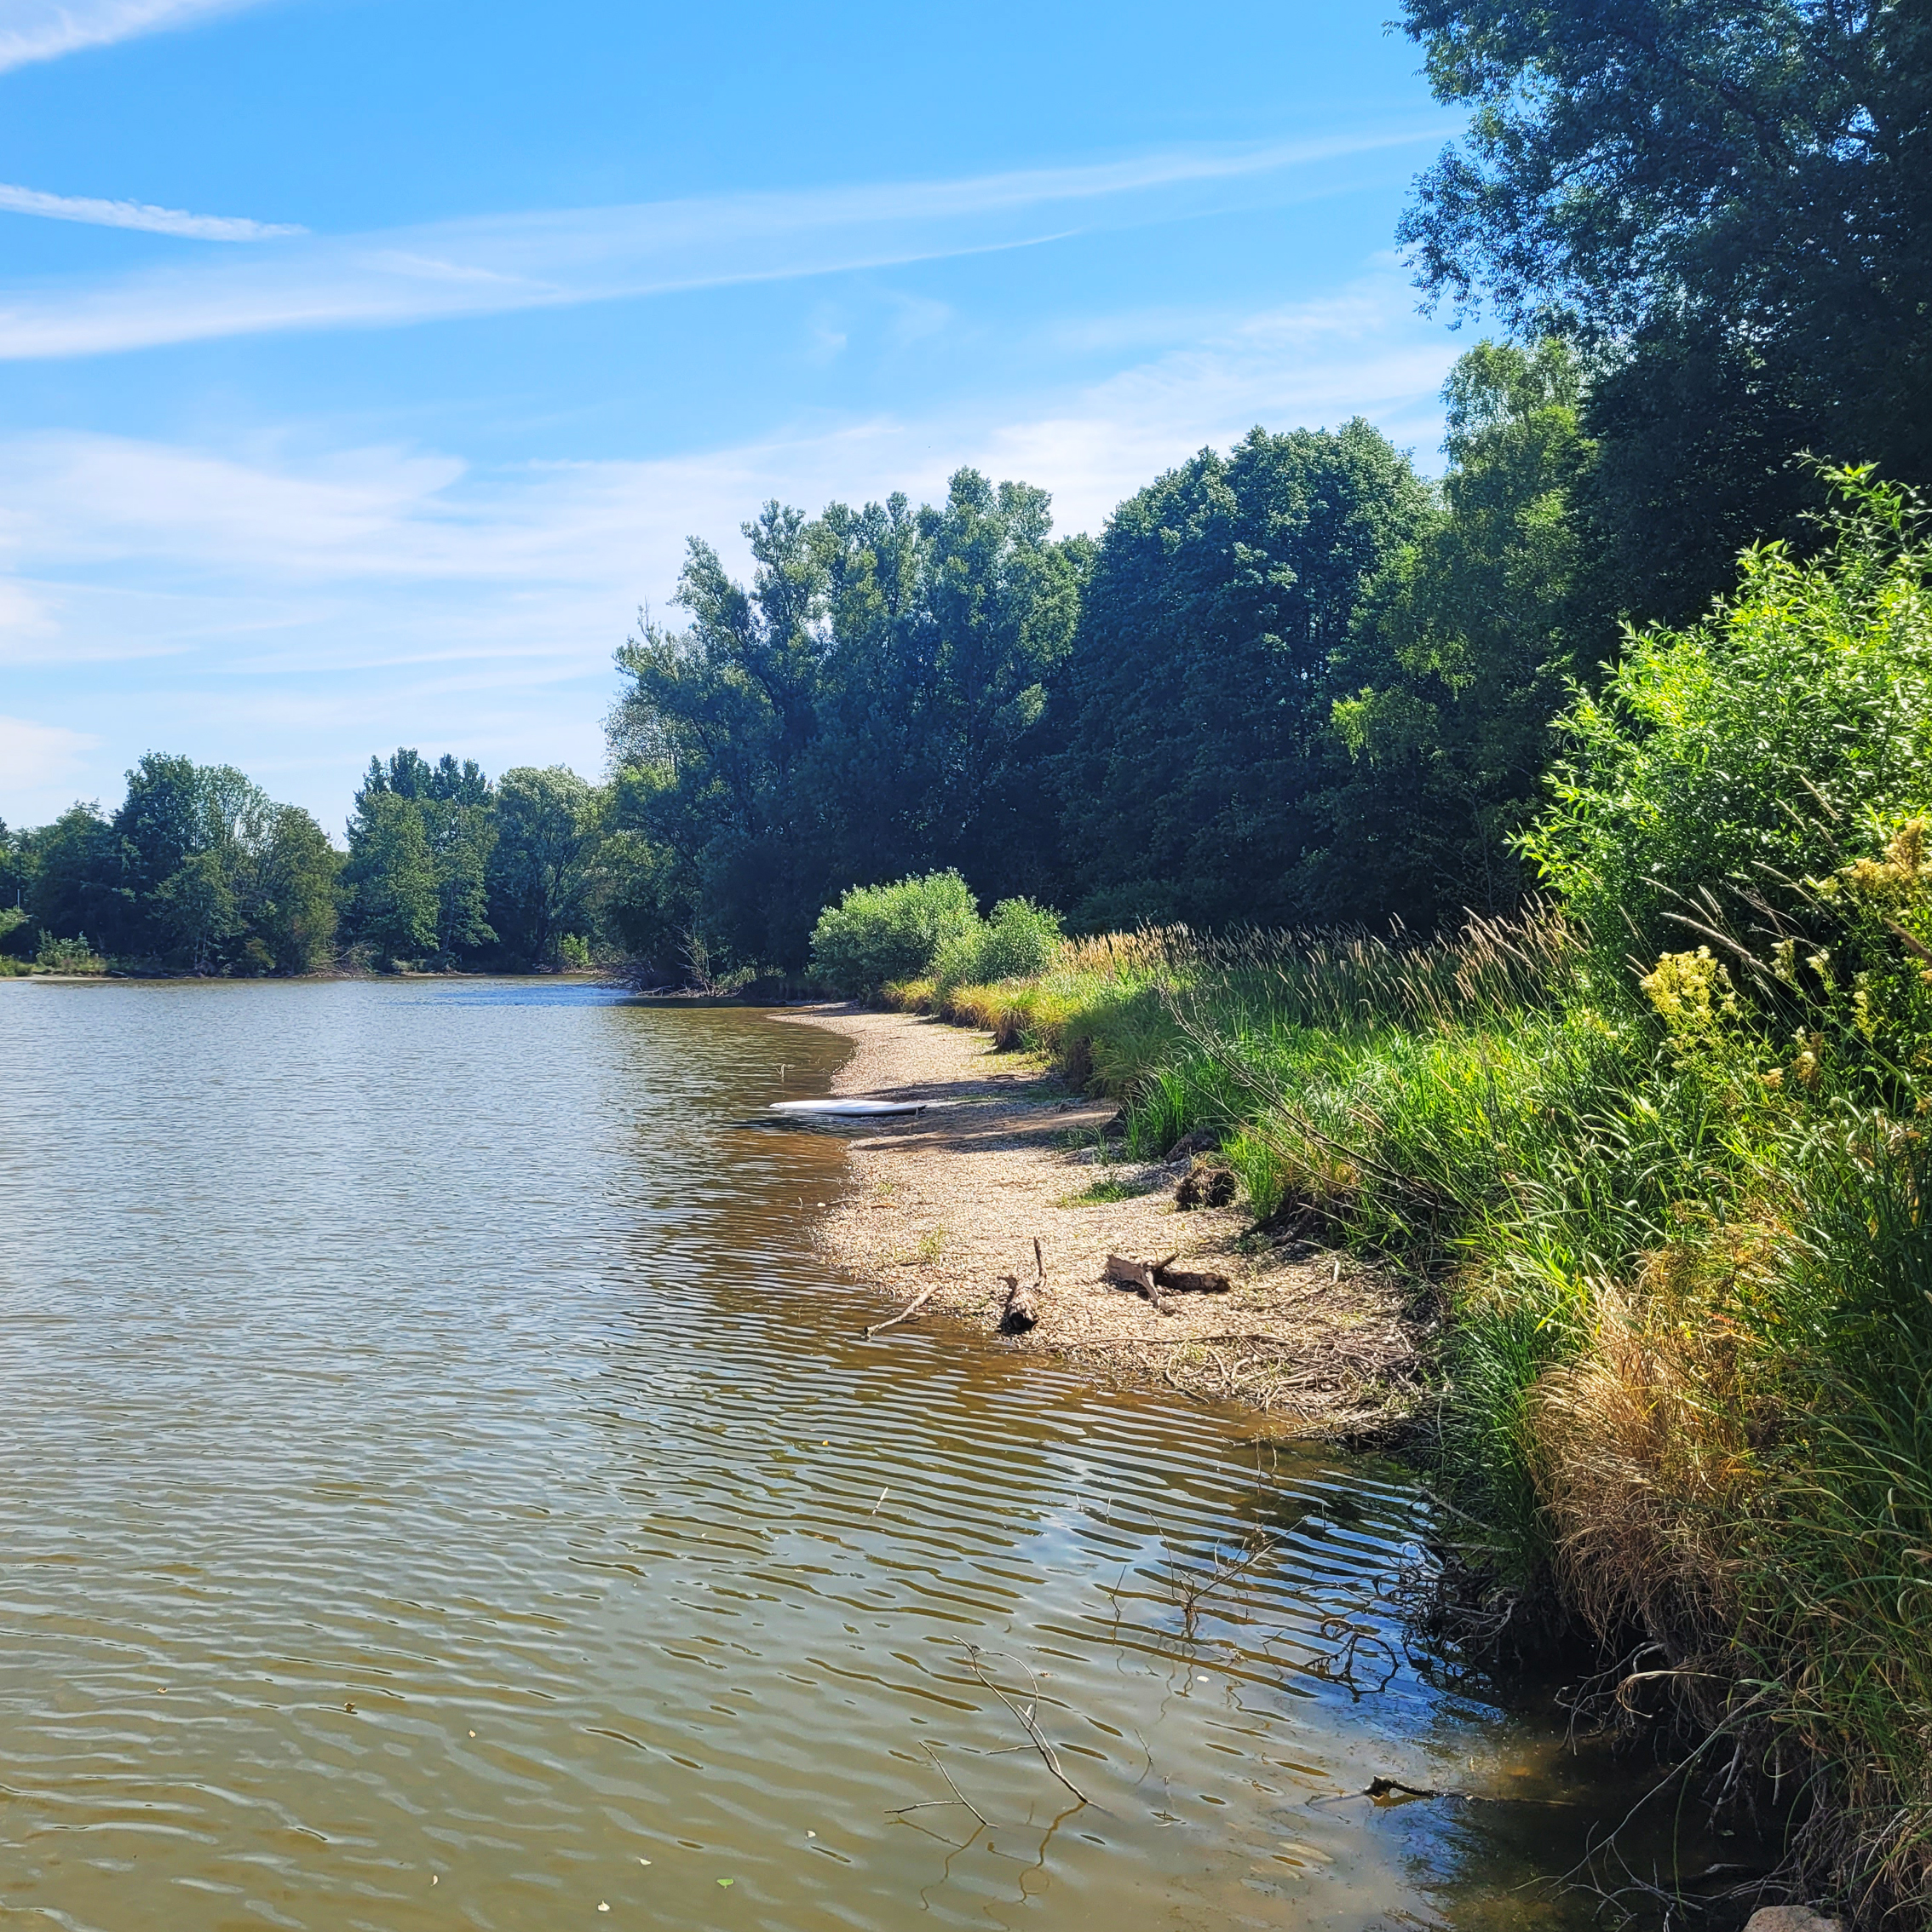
top-left (0, 980), bottom-right (1672, 1931)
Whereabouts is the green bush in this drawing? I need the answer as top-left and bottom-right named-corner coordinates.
top-left (1521, 465), bottom-right (1932, 994)
top-left (931, 897), bottom-right (1064, 996)
top-left (34, 931), bottom-right (107, 975)
top-left (808, 871), bottom-right (980, 998)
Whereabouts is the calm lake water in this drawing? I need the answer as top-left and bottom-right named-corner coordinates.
top-left (0, 979), bottom-right (1731, 1931)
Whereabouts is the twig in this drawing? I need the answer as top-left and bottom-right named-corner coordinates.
top-left (865, 1288), bottom-right (935, 1338)
top-left (1124, 1332), bottom-right (1297, 1345)
top-left (888, 1742), bottom-right (990, 1828)
top-left (962, 1643), bottom-right (1088, 1806)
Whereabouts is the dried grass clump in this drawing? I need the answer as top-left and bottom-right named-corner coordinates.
top-left (937, 981), bottom-right (1031, 1047)
top-left (1527, 1262), bottom-right (1769, 1673)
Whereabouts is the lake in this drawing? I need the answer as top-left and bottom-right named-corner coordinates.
top-left (0, 978), bottom-right (1728, 1930)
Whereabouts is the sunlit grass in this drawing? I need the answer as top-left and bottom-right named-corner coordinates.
top-left (883, 908), bottom-right (1932, 1908)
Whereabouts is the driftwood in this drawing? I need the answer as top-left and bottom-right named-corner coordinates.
top-left (1104, 1251), bottom-right (1178, 1314)
top-left (1154, 1262), bottom-right (1233, 1296)
top-left (1001, 1238), bottom-right (1047, 1331)
top-left (1104, 1251), bottom-right (1232, 1310)
top-left (865, 1287), bottom-right (936, 1339)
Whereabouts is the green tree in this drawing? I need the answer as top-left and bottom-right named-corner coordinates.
top-left (607, 469), bottom-right (1086, 973)
top-left (110, 753), bottom-right (207, 955)
top-left (12, 763), bottom-right (336, 974)
top-left (488, 766), bottom-right (601, 968)
top-left (154, 847), bottom-right (242, 974)
top-left (344, 791), bottom-right (440, 965)
top-left (1521, 466), bottom-right (1932, 989)
top-left (1055, 421), bottom-right (1433, 928)
top-left (1397, 0), bottom-right (1932, 618)
top-left (94, 756), bottom-right (293, 969)
top-left (253, 808), bottom-right (341, 973)
top-left (344, 750), bottom-right (497, 965)
top-left (0, 818), bottom-right (31, 957)
top-left (1329, 340), bottom-right (1601, 919)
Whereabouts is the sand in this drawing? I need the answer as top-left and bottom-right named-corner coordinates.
top-left (776, 1003), bottom-right (1427, 1435)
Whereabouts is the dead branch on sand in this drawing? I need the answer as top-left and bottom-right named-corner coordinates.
top-left (1001, 1236), bottom-right (1047, 1331)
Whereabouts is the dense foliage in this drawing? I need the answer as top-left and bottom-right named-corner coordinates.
top-left (1398, 0), bottom-right (1932, 619)
top-left (1053, 422), bottom-right (1433, 929)
top-left (1, 756), bottom-right (338, 975)
top-left (4, 745), bottom-right (612, 975)
top-left (806, 871), bottom-right (980, 998)
top-left (1523, 465), bottom-right (1932, 988)
top-left (863, 480), bottom-right (1932, 1914)
top-left (605, 473), bottom-right (1085, 975)
top-left (603, 412), bottom-right (1572, 965)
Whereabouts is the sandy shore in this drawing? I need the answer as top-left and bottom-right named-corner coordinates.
top-left (778, 1003), bottom-right (1426, 1434)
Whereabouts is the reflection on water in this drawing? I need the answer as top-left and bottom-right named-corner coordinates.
top-left (0, 980), bottom-right (1721, 1930)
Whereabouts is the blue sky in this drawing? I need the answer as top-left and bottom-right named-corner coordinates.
top-left (0, 0), bottom-right (1463, 835)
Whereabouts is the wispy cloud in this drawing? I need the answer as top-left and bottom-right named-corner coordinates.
top-left (0, 713), bottom-right (99, 798)
top-left (0, 276), bottom-right (1450, 617)
top-left (0, 128), bottom-right (1448, 359)
top-left (0, 180), bottom-right (303, 239)
top-left (0, 270), bottom-right (1457, 827)
top-left (0, 0), bottom-right (263, 74)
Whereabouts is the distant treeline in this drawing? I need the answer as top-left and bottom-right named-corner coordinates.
top-left (0, 752), bottom-right (612, 976)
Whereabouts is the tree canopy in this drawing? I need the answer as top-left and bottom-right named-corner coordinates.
top-left (607, 469), bottom-right (1087, 972)
top-left (1055, 421), bottom-right (1433, 929)
top-left (1398, 0), bottom-right (1932, 618)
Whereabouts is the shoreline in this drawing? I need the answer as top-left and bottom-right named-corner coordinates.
top-left (779, 1002), bottom-right (1427, 1435)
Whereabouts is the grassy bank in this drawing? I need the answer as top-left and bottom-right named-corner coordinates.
top-left (885, 909), bottom-right (1931, 1912)
top-left (832, 475), bottom-right (1932, 1919)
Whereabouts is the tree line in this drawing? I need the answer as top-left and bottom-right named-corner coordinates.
top-left (600, 0), bottom-right (1932, 969)
top-left (1, 751), bottom-right (613, 975)
top-left (8, 0), bottom-right (1925, 977)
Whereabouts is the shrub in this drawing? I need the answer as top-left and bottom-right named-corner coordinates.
top-left (35, 931), bottom-right (106, 975)
top-left (808, 871), bottom-right (979, 998)
top-left (931, 897), bottom-right (1065, 997)
top-left (1521, 465), bottom-right (1932, 995)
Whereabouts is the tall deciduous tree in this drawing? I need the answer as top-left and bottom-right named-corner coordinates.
top-left (344, 750), bottom-right (497, 966)
top-left (1055, 421), bottom-right (1432, 929)
top-left (1329, 341), bottom-right (1601, 920)
top-left (607, 469), bottom-right (1085, 972)
top-left (253, 808), bottom-right (341, 974)
top-left (19, 804), bottom-right (119, 951)
top-left (488, 766), bottom-right (600, 968)
top-left (344, 791), bottom-right (440, 965)
top-left (1397, 0), bottom-right (1932, 618)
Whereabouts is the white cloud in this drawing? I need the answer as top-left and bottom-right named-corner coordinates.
top-left (0, 273), bottom-right (1456, 826)
top-left (0, 180), bottom-right (302, 239)
top-left (0, 713), bottom-right (98, 802)
top-left (0, 0), bottom-right (263, 73)
top-left (0, 128), bottom-right (1450, 359)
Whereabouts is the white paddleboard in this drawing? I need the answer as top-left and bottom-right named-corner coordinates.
top-left (768, 1097), bottom-right (939, 1116)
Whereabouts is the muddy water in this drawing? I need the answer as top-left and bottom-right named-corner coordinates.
top-left (0, 980), bottom-right (1721, 1931)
